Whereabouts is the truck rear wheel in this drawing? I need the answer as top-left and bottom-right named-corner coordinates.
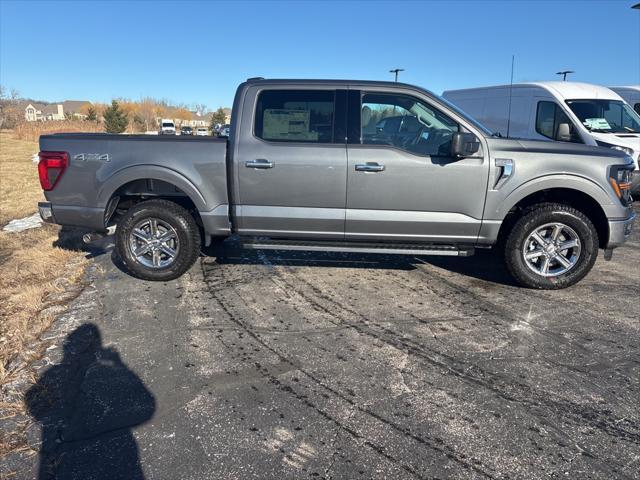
top-left (504, 203), bottom-right (598, 289)
top-left (115, 199), bottom-right (201, 281)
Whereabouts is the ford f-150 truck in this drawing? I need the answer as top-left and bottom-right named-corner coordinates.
top-left (37, 78), bottom-right (636, 289)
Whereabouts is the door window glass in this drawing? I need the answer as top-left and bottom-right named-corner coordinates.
top-left (255, 90), bottom-right (335, 143)
top-left (360, 93), bottom-right (459, 156)
top-left (535, 101), bottom-right (581, 142)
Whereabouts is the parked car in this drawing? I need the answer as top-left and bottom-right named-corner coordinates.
top-left (159, 119), bottom-right (176, 135)
top-left (610, 86), bottom-right (640, 115)
top-left (37, 78), bottom-right (635, 288)
top-left (218, 124), bottom-right (230, 138)
top-left (443, 82), bottom-right (640, 193)
top-left (180, 126), bottom-right (193, 136)
top-left (195, 127), bottom-right (209, 136)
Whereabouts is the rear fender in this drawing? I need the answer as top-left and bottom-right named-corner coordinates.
top-left (97, 165), bottom-right (207, 211)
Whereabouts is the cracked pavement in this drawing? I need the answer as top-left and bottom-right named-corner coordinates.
top-left (14, 208), bottom-right (640, 479)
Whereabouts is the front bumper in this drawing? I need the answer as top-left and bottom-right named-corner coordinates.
top-left (607, 212), bottom-right (636, 248)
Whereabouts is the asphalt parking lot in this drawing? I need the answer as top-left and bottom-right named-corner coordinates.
top-left (18, 206), bottom-right (640, 480)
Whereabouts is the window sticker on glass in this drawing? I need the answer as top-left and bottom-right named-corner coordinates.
top-left (263, 109), bottom-right (318, 141)
top-left (584, 118), bottom-right (611, 130)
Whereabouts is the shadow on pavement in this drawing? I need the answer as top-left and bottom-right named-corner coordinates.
top-left (53, 226), bottom-right (113, 260)
top-left (107, 235), bottom-right (516, 286)
top-left (25, 324), bottom-right (155, 480)
top-left (207, 240), bottom-right (517, 285)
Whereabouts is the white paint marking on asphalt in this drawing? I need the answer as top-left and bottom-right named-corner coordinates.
top-left (2, 213), bottom-right (43, 233)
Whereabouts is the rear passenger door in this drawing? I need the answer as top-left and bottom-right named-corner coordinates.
top-left (234, 87), bottom-right (348, 239)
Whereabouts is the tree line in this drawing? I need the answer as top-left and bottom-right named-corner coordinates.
top-left (0, 85), bottom-right (228, 134)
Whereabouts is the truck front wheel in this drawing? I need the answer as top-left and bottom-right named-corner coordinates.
top-left (115, 199), bottom-right (201, 281)
top-left (504, 203), bottom-right (598, 289)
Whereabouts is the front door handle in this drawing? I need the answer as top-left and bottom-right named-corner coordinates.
top-left (246, 159), bottom-right (274, 169)
top-left (355, 162), bottom-right (385, 172)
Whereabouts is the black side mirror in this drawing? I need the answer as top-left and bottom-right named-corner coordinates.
top-left (450, 132), bottom-right (480, 158)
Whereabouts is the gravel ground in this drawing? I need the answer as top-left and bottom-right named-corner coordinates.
top-left (7, 207), bottom-right (639, 480)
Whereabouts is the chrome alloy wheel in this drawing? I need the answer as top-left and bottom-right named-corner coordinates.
top-left (522, 222), bottom-right (581, 277)
top-left (128, 218), bottom-right (180, 269)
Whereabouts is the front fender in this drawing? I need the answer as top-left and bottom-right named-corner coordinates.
top-left (488, 174), bottom-right (616, 220)
top-left (97, 165), bottom-right (208, 211)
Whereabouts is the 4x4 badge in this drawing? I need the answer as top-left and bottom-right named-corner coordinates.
top-left (73, 153), bottom-right (110, 162)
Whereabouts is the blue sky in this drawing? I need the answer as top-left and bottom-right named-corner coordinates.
top-left (1, 0), bottom-right (639, 109)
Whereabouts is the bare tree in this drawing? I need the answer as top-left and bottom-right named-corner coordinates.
top-left (192, 103), bottom-right (208, 117)
top-left (136, 98), bottom-right (161, 132)
top-left (0, 85), bottom-right (21, 129)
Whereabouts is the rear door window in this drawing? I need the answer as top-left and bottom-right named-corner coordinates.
top-left (255, 90), bottom-right (336, 143)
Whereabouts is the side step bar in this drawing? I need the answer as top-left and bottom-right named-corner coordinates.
top-left (241, 239), bottom-right (475, 257)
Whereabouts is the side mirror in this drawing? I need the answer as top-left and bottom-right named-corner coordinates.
top-left (450, 132), bottom-right (480, 158)
top-left (556, 123), bottom-right (571, 142)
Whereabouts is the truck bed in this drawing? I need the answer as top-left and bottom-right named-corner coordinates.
top-left (39, 133), bottom-right (230, 234)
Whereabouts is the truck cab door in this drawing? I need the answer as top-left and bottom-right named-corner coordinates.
top-left (233, 87), bottom-right (348, 239)
top-left (345, 89), bottom-right (490, 243)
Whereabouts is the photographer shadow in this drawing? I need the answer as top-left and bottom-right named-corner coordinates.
top-left (25, 323), bottom-right (155, 480)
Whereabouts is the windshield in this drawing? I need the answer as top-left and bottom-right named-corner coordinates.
top-left (162, 123), bottom-right (173, 127)
top-left (566, 99), bottom-right (640, 133)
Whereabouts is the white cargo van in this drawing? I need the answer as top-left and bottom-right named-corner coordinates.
top-left (159, 118), bottom-right (176, 135)
top-left (610, 86), bottom-right (640, 115)
top-left (443, 82), bottom-right (640, 192)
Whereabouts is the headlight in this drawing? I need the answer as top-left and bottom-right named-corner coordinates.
top-left (611, 145), bottom-right (634, 157)
top-left (609, 165), bottom-right (633, 205)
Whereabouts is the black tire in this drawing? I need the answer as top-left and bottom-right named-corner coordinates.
top-left (115, 199), bottom-right (201, 281)
top-left (504, 203), bottom-right (598, 289)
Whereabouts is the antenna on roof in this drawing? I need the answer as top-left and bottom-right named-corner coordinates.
top-left (556, 70), bottom-right (574, 81)
top-left (506, 55), bottom-right (515, 138)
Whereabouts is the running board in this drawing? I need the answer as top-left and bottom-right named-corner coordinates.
top-left (241, 239), bottom-right (475, 257)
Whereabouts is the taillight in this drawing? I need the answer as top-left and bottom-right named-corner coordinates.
top-left (38, 151), bottom-right (68, 191)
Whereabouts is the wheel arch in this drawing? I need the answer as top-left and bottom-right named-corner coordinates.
top-left (98, 166), bottom-right (207, 211)
top-left (496, 185), bottom-right (610, 249)
top-left (99, 166), bottom-right (208, 228)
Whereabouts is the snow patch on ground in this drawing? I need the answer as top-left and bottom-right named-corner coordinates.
top-left (2, 213), bottom-right (42, 233)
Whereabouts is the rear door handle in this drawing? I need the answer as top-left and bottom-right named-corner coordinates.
top-left (355, 162), bottom-right (385, 172)
top-left (246, 159), bottom-right (274, 169)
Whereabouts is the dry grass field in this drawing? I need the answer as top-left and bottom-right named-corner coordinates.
top-left (13, 119), bottom-right (103, 142)
top-left (0, 133), bottom-right (43, 225)
top-left (0, 131), bottom-right (87, 388)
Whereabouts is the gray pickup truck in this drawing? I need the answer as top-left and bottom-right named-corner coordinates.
top-left (38, 78), bottom-right (635, 289)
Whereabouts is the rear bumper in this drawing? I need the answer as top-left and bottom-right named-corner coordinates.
top-left (38, 202), bottom-right (55, 223)
top-left (607, 212), bottom-right (636, 248)
top-left (38, 202), bottom-right (106, 230)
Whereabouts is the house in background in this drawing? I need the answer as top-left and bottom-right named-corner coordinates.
top-left (41, 104), bottom-right (65, 120)
top-left (21, 100), bottom-right (91, 121)
top-left (155, 110), bottom-right (214, 128)
top-left (62, 100), bottom-right (91, 119)
top-left (222, 108), bottom-right (231, 124)
top-left (23, 103), bottom-right (45, 121)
